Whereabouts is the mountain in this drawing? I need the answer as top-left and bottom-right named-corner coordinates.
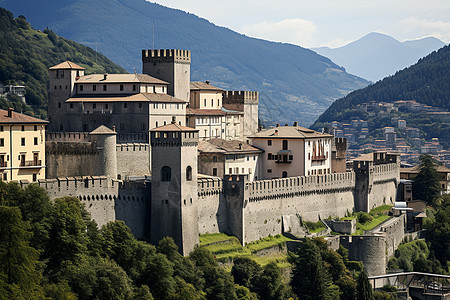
top-left (0, 8), bottom-right (126, 118)
top-left (0, 0), bottom-right (369, 126)
top-left (312, 32), bottom-right (446, 82)
top-left (312, 44), bottom-right (450, 148)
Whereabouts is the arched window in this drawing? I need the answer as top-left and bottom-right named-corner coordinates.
top-left (282, 140), bottom-right (288, 150)
top-left (186, 166), bottom-right (192, 181)
top-left (213, 156), bottom-right (218, 162)
top-left (161, 166), bottom-right (171, 181)
top-left (282, 171), bottom-right (288, 178)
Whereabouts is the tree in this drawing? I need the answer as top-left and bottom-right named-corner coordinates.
top-left (290, 238), bottom-right (334, 300)
top-left (412, 154), bottom-right (441, 204)
top-left (231, 257), bottom-right (262, 289)
top-left (356, 271), bottom-right (373, 300)
top-left (0, 206), bottom-right (42, 296)
top-left (252, 262), bottom-right (287, 300)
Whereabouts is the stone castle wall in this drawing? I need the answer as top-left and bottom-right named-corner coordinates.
top-left (197, 178), bottom-right (227, 234)
top-left (368, 163), bottom-right (399, 210)
top-left (116, 143), bottom-right (150, 178)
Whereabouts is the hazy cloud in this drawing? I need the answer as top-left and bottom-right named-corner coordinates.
top-left (398, 18), bottom-right (450, 42)
top-left (242, 19), bottom-right (317, 47)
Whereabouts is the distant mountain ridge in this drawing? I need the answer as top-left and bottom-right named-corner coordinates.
top-left (0, 0), bottom-right (369, 126)
top-left (312, 32), bottom-right (446, 82)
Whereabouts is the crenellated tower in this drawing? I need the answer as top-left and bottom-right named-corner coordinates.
top-left (149, 120), bottom-right (199, 255)
top-left (142, 49), bottom-right (191, 101)
top-left (223, 91), bottom-right (259, 139)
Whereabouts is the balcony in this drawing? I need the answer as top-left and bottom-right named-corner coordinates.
top-left (311, 155), bottom-right (326, 161)
top-left (0, 162), bottom-right (7, 168)
top-left (276, 150), bottom-right (292, 164)
top-left (20, 160), bottom-right (42, 167)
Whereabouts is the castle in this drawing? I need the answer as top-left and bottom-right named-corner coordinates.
top-left (17, 49), bottom-right (401, 273)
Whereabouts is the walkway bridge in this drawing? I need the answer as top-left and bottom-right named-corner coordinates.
top-left (368, 272), bottom-right (450, 299)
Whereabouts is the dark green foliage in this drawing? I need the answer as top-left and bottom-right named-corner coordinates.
top-left (231, 257), bottom-right (262, 289)
top-left (412, 155), bottom-right (441, 204)
top-left (356, 271), bottom-right (373, 300)
top-left (425, 195), bottom-right (450, 267)
top-left (356, 212), bottom-right (373, 224)
top-left (0, 7), bottom-right (126, 117)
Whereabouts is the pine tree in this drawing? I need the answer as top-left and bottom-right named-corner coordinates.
top-left (412, 154), bottom-right (441, 204)
top-left (356, 270), bottom-right (373, 300)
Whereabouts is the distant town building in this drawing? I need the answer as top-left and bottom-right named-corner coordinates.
top-left (0, 83), bottom-right (26, 103)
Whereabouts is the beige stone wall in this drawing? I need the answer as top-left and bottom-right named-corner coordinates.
top-left (304, 137), bottom-right (332, 176)
top-left (190, 91), bottom-right (222, 109)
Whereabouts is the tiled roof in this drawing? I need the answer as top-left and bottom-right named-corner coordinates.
top-left (76, 73), bottom-right (168, 85)
top-left (199, 138), bottom-right (263, 154)
top-left (401, 164), bottom-right (450, 173)
top-left (90, 125), bottom-right (116, 135)
top-left (66, 93), bottom-right (187, 103)
top-left (49, 61), bottom-right (85, 70)
top-left (249, 126), bottom-right (333, 139)
top-left (150, 123), bottom-right (197, 132)
top-left (190, 81), bottom-right (224, 91)
top-left (0, 109), bottom-right (48, 124)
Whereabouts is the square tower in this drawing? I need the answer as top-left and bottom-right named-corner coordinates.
top-left (142, 49), bottom-right (191, 101)
top-left (150, 121), bottom-right (199, 255)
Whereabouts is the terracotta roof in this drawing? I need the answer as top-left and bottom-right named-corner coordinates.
top-left (186, 108), bottom-right (226, 116)
top-left (190, 82), bottom-right (224, 91)
top-left (150, 123), bottom-right (197, 132)
top-left (401, 164), bottom-right (450, 173)
top-left (90, 125), bottom-right (116, 135)
top-left (0, 109), bottom-right (48, 124)
top-left (249, 126), bottom-right (333, 139)
top-left (66, 93), bottom-right (187, 103)
top-left (199, 138), bottom-right (263, 154)
top-left (49, 61), bottom-right (85, 70)
top-left (76, 73), bottom-right (168, 85)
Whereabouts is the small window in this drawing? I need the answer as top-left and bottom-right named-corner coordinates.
top-left (247, 156), bottom-right (249, 161)
top-left (58, 102), bottom-right (61, 108)
top-left (93, 85), bottom-right (97, 91)
top-left (282, 140), bottom-right (288, 150)
top-left (93, 103), bottom-right (96, 109)
top-left (268, 169), bottom-right (272, 173)
top-left (103, 85), bottom-right (107, 91)
top-left (139, 103), bottom-right (142, 109)
top-left (161, 166), bottom-right (171, 181)
top-left (268, 140), bottom-right (272, 146)
top-left (229, 168), bottom-right (232, 174)
top-left (155, 121), bottom-right (158, 128)
top-left (34, 137), bottom-right (38, 145)
top-left (268, 153), bottom-right (272, 160)
top-left (186, 166), bottom-right (192, 181)
top-left (123, 103), bottom-right (127, 109)
top-left (80, 85), bottom-right (83, 91)
top-left (213, 156), bottom-right (218, 162)
top-left (204, 99), bottom-right (206, 107)
top-left (289, 155), bottom-right (293, 160)
top-left (105, 104), bottom-right (108, 109)
top-left (213, 168), bottom-right (218, 176)
top-left (60, 124), bottom-right (63, 131)
top-left (120, 84), bottom-right (124, 91)
top-left (32, 174), bottom-right (37, 182)
top-left (133, 85), bottom-right (136, 91)
top-left (70, 103), bottom-right (74, 109)
top-left (21, 138), bottom-right (25, 146)
top-left (282, 171), bottom-right (288, 178)
top-left (0, 126), bottom-right (3, 131)
top-left (0, 138), bottom-right (4, 147)
top-left (21, 125), bottom-right (25, 131)
top-left (59, 85), bottom-right (62, 89)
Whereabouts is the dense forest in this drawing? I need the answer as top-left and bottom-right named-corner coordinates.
top-left (313, 43), bottom-right (450, 126)
top-left (0, 8), bottom-right (126, 118)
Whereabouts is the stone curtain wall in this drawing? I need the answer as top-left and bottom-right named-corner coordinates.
top-left (197, 178), bottom-right (228, 234)
top-left (116, 143), bottom-right (150, 178)
top-left (368, 163), bottom-right (399, 210)
top-left (243, 172), bottom-right (356, 244)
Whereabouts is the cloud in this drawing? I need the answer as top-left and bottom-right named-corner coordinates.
top-left (241, 18), bottom-right (317, 47)
top-left (397, 18), bottom-right (450, 42)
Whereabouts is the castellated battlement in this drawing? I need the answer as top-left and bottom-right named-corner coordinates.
top-left (46, 131), bottom-right (91, 142)
top-left (198, 178), bottom-right (223, 196)
top-left (247, 172), bottom-right (355, 202)
top-left (142, 49), bottom-right (191, 63)
top-left (223, 91), bottom-right (259, 105)
top-left (116, 143), bottom-right (149, 152)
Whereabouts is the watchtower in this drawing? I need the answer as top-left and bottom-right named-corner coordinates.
top-left (223, 91), bottom-right (259, 139)
top-left (48, 61), bottom-right (85, 132)
top-left (90, 125), bottom-right (118, 180)
top-left (142, 49), bottom-right (191, 101)
top-left (149, 119), bottom-right (199, 255)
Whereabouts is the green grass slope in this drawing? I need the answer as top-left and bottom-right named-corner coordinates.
top-left (0, 8), bottom-right (126, 117)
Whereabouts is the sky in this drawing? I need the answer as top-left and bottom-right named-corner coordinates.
top-left (149, 0), bottom-right (450, 48)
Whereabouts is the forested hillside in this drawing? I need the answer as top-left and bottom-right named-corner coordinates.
top-left (0, 8), bottom-right (126, 118)
top-left (313, 44), bottom-right (450, 125)
top-left (0, 0), bottom-right (370, 126)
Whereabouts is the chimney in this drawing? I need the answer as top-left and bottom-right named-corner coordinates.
top-left (171, 116), bottom-right (176, 124)
top-left (285, 123), bottom-right (288, 126)
top-left (205, 80), bottom-right (210, 85)
top-left (238, 143), bottom-right (242, 150)
top-left (112, 126), bottom-right (116, 132)
top-left (293, 121), bottom-right (298, 127)
top-left (7, 107), bottom-right (13, 118)
top-left (103, 73), bottom-right (108, 80)
top-left (274, 130), bottom-right (278, 136)
top-left (276, 123), bottom-right (280, 127)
